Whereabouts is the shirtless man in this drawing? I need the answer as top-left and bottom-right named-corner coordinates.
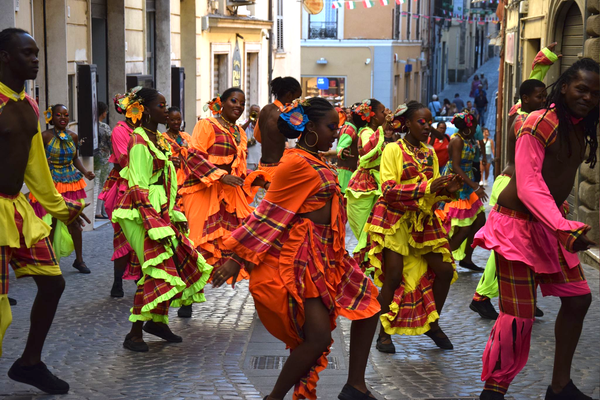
top-left (474, 58), bottom-right (599, 400)
top-left (0, 28), bottom-right (88, 394)
top-left (470, 44), bottom-right (560, 320)
top-left (255, 76), bottom-right (302, 174)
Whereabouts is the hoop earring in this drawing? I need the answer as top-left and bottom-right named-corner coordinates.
top-left (305, 130), bottom-right (319, 147)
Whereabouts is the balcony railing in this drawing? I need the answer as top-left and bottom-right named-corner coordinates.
top-left (309, 22), bottom-right (338, 39)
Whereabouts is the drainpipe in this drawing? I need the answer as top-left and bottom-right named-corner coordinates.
top-left (268, 0), bottom-right (273, 102)
top-left (43, 0), bottom-right (49, 122)
top-left (514, 0), bottom-right (523, 103)
top-left (495, 0), bottom-right (506, 177)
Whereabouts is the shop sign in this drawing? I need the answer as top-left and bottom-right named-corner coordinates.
top-left (317, 77), bottom-right (329, 89)
top-left (232, 40), bottom-right (242, 88)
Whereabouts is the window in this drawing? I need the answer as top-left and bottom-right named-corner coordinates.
top-left (246, 52), bottom-right (259, 116)
top-left (276, 0), bottom-right (284, 51)
top-left (68, 74), bottom-right (76, 122)
top-left (213, 54), bottom-right (229, 97)
top-left (301, 77), bottom-right (345, 107)
top-left (406, 0), bottom-right (411, 40)
top-left (146, 0), bottom-right (156, 78)
top-left (308, 0), bottom-right (338, 39)
top-left (393, 4), bottom-right (402, 40)
top-left (416, 0), bottom-right (421, 40)
top-left (404, 73), bottom-right (410, 101)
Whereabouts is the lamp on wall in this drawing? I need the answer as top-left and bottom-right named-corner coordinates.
top-left (365, 58), bottom-right (371, 65)
top-left (316, 57), bottom-right (328, 65)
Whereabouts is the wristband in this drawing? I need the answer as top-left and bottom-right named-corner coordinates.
top-left (229, 257), bottom-right (244, 269)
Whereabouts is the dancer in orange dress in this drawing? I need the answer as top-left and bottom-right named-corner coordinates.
top-left (215, 98), bottom-right (380, 400)
top-left (179, 88), bottom-right (269, 317)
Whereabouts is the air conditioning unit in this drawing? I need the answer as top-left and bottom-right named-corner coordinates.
top-left (126, 74), bottom-right (154, 90)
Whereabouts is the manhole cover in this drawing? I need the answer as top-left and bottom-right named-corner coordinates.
top-left (250, 355), bottom-right (340, 370)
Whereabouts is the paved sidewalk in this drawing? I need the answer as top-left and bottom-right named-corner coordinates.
top-left (1, 219), bottom-right (598, 399)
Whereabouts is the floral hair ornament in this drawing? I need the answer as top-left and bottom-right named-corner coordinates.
top-left (126, 101), bottom-right (144, 124)
top-left (356, 99), bottom-right (375, 122)
top-left (280, 100), bottom-right (309, 132)
top-left (44, 106), bottom-right (53, 124)
top-left (390, 103), bottom-right (408, 132)
top-left (203, 96), bottom-right (222, 116)
top-left (451, 112), bottom-right (475, 128)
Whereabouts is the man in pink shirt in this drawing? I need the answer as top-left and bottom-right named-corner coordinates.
top-left (473, 59), bottom-right (599, 400)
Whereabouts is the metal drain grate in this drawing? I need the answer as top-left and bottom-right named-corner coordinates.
top-left (250, 355), bottom-right (340, 370)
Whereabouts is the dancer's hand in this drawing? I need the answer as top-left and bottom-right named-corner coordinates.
top-left (84, 170), bottom-right (96, 180)
top-left (70, 204), bottom-right (92, 232)
top-left (475, 186), bottom-right (489, 202)
top-left (251, 177), bottom-right (269, 189)
top-left (431, 176), bottom-right (452, 193)
top-left (212, 259), bottom-right (241, 288)
top-left (573, 233), bottom-right (596, 252)
top-left (175, 221), bottom-right (188, 233)
top-left (220, 174), bottom-right (244, 187)
top-left (445, 175), bottom-right (463, 194)
top-left (170, 156), bottom-right (181, 169)
top-left (340, 148), bottom-right (351, 159)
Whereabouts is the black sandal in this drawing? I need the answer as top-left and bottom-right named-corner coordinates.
top-left (424, 327), bottom-right (453, 350)
top-left (338, 384), bottom-right (375, 400)
top-left (375, 335), bottom-right (396, 354)
top-left (123, 333), bottom-right (149, 352)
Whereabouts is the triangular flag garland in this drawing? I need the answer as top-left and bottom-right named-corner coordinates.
top-left (327, 0), bottom-right (501, 23)
top-left (328, 0), bottom-right (500, 24)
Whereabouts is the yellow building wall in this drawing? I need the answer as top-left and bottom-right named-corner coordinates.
top-left (125, 0), bottom-right (145, 74)
top-left (301, 46), bottom-right (372, 104)
top-left (344, 7), bottom-right (393, 39)
top-left (15, 0), bottom-right (33, 33)
top-left (171, 0), bottom-right (181, 67)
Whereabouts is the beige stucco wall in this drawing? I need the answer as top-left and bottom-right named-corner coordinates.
top-left (344, 7), bottom-right (393, 39)
top-left (170, 0), bottom-right (181, 67)
top-left (67, 0), bottom-right (90, 75)
top-left (301, 46), bottom-right (372, 104)
top-left (272, 0), bottom-right (302, 81)
top-left (14, 0), bottom-right (33, 33)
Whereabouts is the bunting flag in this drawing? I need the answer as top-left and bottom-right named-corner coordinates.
top-left (363, 0), bottom-right (374, 7)
top-left (380, 0), bottom-right (389, 5)
top-left (346, 1), bottom-right (355, 8)
top-left (332, 1), bottom-right (342, 8)
top-left (396, 0), bottom-right (404, 3)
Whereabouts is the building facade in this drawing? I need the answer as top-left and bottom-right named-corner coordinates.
top-left (496, 0), bottom-right (600, 263)
top-left (0, 0), bottom-right (301, 227)
top-left (300, 1), bottom-right (431, 109)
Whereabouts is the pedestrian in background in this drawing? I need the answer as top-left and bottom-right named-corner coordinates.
top-left (428, 94), bottom-right (441, 117)
top-left (480, 128), bottom-right (494, 186)
top-left (440, 98), bottom-right (452, 116)
top-left (481, 73), bottom-right (489, 91)
top-left (94, 101), bottom-right (111, 219)
top-left (428, 121), bottom-right (452, 173)
top-left (469, 74), bottom-right (480, 98)
top-left (242, 104), bottom-right (261, 171)
top-left (466, 100), bottom-right (479, 122)
top-left (453, 93), bottom-right (465, 111)
top-left (474, 88), bottom-right (489, 127)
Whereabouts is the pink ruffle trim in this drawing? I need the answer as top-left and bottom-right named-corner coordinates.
top-left (31, 190), bottom-right (86, 219)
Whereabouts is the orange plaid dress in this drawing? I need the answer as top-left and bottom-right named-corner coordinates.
top-left (224, 149), bottom-right (380, 400)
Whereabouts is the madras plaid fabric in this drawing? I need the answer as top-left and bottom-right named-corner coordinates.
top-left (346, 168), bottom-right (379, 193)
top-left (181, 148), bottom-right (223, 189)
top-left (513, 111), bottom-right (528, 136)
top-left (1, 206), bottom-right (59, 295)
top-left (473, 291), bottom-right (489, 302)
top-left (99, 168), bottom-right (120, 198)
top-left (358, 127), bottom-right (381, 157)
top-left (443, 138), bottom-right (476, 200)
top-left (484, 379), bottom-right (509, 395)
top-left (46, 135), bottom-right (83, 184)
top-left (206, 119), bottom-right (238, 158)
top-left (516, 108), bottom-right (559, 148)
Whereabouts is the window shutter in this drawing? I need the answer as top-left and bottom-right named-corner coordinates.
top-left (276, 0), bottom-right (284, 51)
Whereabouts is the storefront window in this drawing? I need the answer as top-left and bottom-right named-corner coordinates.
top-left (301, 77), bottom-right (345, 107)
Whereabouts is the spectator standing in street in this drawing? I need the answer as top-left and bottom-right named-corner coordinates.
top-left (481, 73), bottom-right (489, 91)
top-left (474, 58), bottom-right (599, 400)
top-left (428, 94), bottom-right (442, 117)
top-left (466, 100), bottom-right (479, 122)
top-left (453, 93), bottom-right (465, 112)
top-left (0, 28), bottom-right (87, 395)
top-left (480, 128), bottom-right (494, 186)
top-left (216, 98), bottom-right (380, 400)
top-left (428, 121), bottom-right (452, 173)
top-left (474, 86), bottom-right (489, 127)
top-left (242, 104), bottom-right (261, 171)
top-left (440, 98), bottom-right (452, 116)
top-left (94, 102), bottom-right (111, 219)
top-left (469, 74), bottom-right (480, 98)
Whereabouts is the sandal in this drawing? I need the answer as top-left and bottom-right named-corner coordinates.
top-left (72, 260), bottom-right (91, 274)
top-left (338, 384), bottom-right (375, 400)
top-left (459, 260), bottom-right (484, 272)
top-left (424, 327), bottom-right (453, 350)
top-left (143, 321), bottom-right (182, 343)
top-left (123, 333), bottom-right (149, 352)
top-left (375, 335), bottom-right (396, 354)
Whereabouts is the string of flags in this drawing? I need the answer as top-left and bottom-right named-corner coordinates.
top-left (331, 0), bottom-right (499, 23)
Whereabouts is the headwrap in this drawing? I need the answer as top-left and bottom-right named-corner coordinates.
top-left (451, 111), bottom-right (475, 128)
top-left (389, 103), bottom-right (408, 133)
top-left (203, 96), bottom-right (222, 116)
top-left (279, 99), bottom-right (310, 135)
top-left (335, 107), bottom-right (346, 127)
top-left (355, 99), bottom-right (375, 122)
top-left (113, 86), bottom-right (144, 124)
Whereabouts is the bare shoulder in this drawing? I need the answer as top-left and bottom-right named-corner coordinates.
top-left (67, 130), bottom-right (79, 142)
top-left (41, 129), bottom-right (54, 144)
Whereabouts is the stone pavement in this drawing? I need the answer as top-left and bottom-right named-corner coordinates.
top-left (1, 214), bottom-right (599, 399)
